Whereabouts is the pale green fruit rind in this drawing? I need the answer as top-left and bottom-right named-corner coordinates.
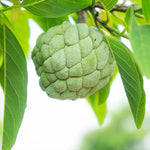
top-left (32, 22), bottom-right (115, 100)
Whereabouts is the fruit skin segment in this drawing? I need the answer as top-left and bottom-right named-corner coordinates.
top-left (32, 21), bottom-right (115, 100)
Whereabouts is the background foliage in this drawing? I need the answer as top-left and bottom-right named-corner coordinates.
top-left (0, 0), bottom-right (150, 150)
top-left (80, 107), bottom-right (150, 150)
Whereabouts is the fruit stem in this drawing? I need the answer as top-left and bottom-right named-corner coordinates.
top-left (77, 10), bottom-right (87, 23)
top-left (96, 15), bottom-right (129, 39)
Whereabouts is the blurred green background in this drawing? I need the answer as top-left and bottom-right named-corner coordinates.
top-left (79, 107), bottom-right (150, 150)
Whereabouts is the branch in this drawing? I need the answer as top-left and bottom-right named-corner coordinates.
top-left (77, 10), bottom-right (87, 23)
top-left (95, 13), bottom-right (129, 39)
top-left (94, 2), bottom-right (142, 13)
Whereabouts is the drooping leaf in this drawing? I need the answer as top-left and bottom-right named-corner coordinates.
top-left (1, 25), bottom-right (28, 150)
top-left (132, 25), bottom-right (150, 78)
top-left (0, 63), bottom-right (4, 90)
top-left (5, 10), bottom-right (30, 56)
top-left (11, 0), bottom-right (22, 22)
top-left (11, 7), bottom-right (21, 22)
top-left (0, 25), bottom-right (4, 90)
top-left (0, 24), bottom-right (3, 67)
top-left (107, 36), bottom-right (145, 129)
top-left (87, 94), bottom-right (107, 125)
top-left (142, 0), bottom-right (150, 23)
top-left (125, 6), bottom-right (146, 30)
top-left (0, 49), bottom-right (3, 69)
top-left (21, 0), bottom-right (92, 18)
top-left (125, 7), bottom-right (131, 27)
top-left (99, 0), bottom-right (118, 11)
top-left (97, 82), bottom-right (111, 105)
top-left (128, 7), bottom-right (150, 78)
top-left (28, 11), bottom-right (68, 31)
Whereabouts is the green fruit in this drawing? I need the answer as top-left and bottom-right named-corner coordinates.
top-left (32, 21), bottom-right (115, 100)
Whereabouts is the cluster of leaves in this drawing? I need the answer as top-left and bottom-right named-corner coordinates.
top-left (0, 0), bottom-right (149, 150)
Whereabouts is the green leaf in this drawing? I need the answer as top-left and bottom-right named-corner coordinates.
top-left (0, 50), bottom-right (3, 69)
top-left (87, 94), bottom-right (107, 125)
top-left (125, 7), bottom-right (131, 27)
top-left (0, 24), bottom-right (3, 68)
top-left (107, 36), bottom-right (145, 129)
top-left (21, 0), bottom-right (92, 18)
top-left (0, 25), bottom-right (4, 90)
top-left (1, 25), bottom-right (28, 150)
top-left (128, 7), bottom-right (150, 78)
top-left (0, 63), bottom-right (4, 90)
top-left (97, 83), bottom-right (111, 105)
top-left (28, 12), bottom-right (68, 31)
top-left (5, 10), bottom-right (30, 56)
top-left (142, 0), bottom-right (150, 23)
top-left (133, 25), bottom-right (150, 78)
top-left (125, 6), bottom-right (146, 29)
top-left (100, 0), bottom-right (118, 11)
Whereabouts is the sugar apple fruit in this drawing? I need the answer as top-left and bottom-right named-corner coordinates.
top-left (32, 21), bottom-right (115, 100)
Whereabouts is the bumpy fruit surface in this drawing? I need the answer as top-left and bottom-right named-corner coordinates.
top-left (32, 22), bottom-right (115, 100)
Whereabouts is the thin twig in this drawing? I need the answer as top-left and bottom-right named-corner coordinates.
top-left (94, 2), bottom-right (142, 13)
top-left (86, 10), bottom-right (95, 25)
top-left (86, 3), bottom-right (129, 39)
top-left (91, 0), bottom-right (95, 8)
top-left (135, 13), bottom-right (144, 18)
top-left (96, 15), bottom-right (129, 39)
